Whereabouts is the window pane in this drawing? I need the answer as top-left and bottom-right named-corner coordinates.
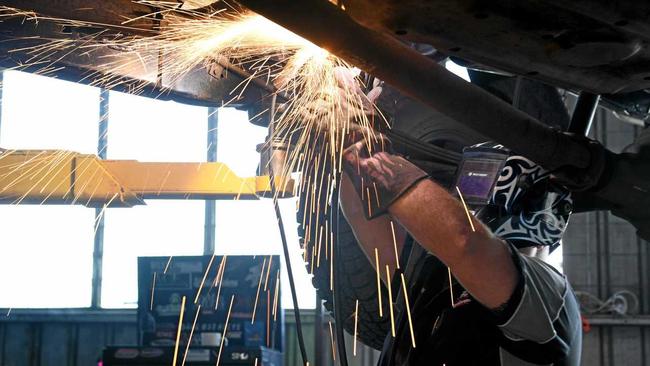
top-left (106, 91), bottom-right (208, 162)
top-left (215, 108), bottom-right (316, 309)
top-left (101, 201), bottom-right (205, 308)
top-left (0, 71), bottom-right (99, 153)
top-left (0, 71), bottom-right (98, 308)
top-left (101, 91), bottom-right (207, 308)
top-left (0, 206), bottom-right (95, 308)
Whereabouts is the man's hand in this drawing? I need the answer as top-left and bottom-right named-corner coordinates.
top-left (342, 136), bottom-right (428, 218)
top-left (339, 173), bottom-right (406, 282)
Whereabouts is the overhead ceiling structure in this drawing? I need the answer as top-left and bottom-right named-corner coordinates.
top-left (0, 0), bottom-right (273, 110)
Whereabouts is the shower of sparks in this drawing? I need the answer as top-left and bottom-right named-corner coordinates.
top-left (374, 248), bottom-right (383, 318)
top-left (150, 272), bottom-right (157, 311)
top-left (0, 3), bottom-right (384, 293)
top-left (328, 320), bottom-right (336, 361)
top-left (251, 257), bottom-right (267, 324)
top-left (214, 255), bottom-right (227, 311)
top-left (366, 187), bottom-right (373, 217)
top-left (385, 265), bottom-right (396, 337)
top-left (448, 267), bottom-right (455, 308)
top-left (455, 186), bottom-right (476, 232)
top-left (210, 255), bottom-right (227, 290)
top-left (172, 296), bottom-right (187, 366)
top-left (266, 289), bottom-right (271, 347)
top-left (325, 221), bottom-right (329, 260)
top-left (164, 256), bottom-right (173, 274)
top-left (330, 236), bottom-right (334, 291)
top-left (264, 255), bottom-right (273, 291)
top-left (316, 225), bottom-right (323, 268)
top-left (0, 6), bottom-right (381, 179)
top-left (0, 5), bottom-right (389, 345)
top-left (194, 254), bottom-right (215, 304)
top-left (353, 299), bottom-right (359, 356)
top-left (182, 304), bottom-right (202, 366)
top-left (400, 273), bottom-right (416, 348)
top-left (390, 220), bottom-right (400, 269)
top-left (272, 269), bottom-right (280, 321)
top-left (216, 294), bottom-right (235, 366)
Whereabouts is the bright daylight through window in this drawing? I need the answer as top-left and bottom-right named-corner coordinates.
top-left (0, 70), bottom-right (316, 309)
top-left (0, 71), bottom-right (97, 308)
top-left (100, 91), bottom-right (207, 308)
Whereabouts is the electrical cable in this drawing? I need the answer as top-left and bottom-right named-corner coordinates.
top-left (268, 94), bottom-right (309, 365)
top-left (269, 174), bottom-right (309, 365)
top-left (332, 186), bottom-right (350, 366)
top-left (575, 290), bottom-right (639, 316)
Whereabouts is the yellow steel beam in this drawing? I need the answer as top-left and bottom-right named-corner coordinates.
top-left (0, 149), bottom-right (294, 207)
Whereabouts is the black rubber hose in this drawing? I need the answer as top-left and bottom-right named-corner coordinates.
top-left (332, 186), bottom-right (350, 366)
top-left (268, 94), bottom-right (309, 365)
top-left (269, 174), bottom-right (309, 365)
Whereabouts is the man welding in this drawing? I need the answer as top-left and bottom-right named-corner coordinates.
top-left (338, 123), bottom-right (583, 364)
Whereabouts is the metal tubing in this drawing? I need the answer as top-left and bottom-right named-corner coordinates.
top-left (204, 107), bottom-right (219, 255)
top-left (91, 89), bottom-right (110, 308)
top-left (98, 89), bottom-right (109, 160)
top-left (236, 0), bottom-right (593, 171)
top-left (569, 92), bottom-right (600, 135)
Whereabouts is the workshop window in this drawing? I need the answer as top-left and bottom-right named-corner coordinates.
top-left (0, 71), bottom-right (98, 308)
top-left (100, 91), bottom-right (207, 308)
top-left (214, 108), bottom-right (316, 309)
top-left (0, 72), bottom-right (317, 309)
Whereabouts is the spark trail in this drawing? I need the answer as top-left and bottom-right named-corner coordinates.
top-left (1, 5), bottom-right (390, 347)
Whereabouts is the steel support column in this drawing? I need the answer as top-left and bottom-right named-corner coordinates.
top-left (235, 0), bottom-right (593, 172)
top-left (91, 89), bottom-right (109, 308)
top-left (204, 107), bottom-right (219, 255)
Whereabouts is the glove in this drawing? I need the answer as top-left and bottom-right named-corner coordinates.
top-left (342, 136), bottom-right (428, 218)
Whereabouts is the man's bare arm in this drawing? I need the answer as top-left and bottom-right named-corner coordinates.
top-left (340, 173), bottom-right (406, 284)
top-left (388, 179), bottom-right (518, 309)
top-left (340, 137), bottom-right (519, 310)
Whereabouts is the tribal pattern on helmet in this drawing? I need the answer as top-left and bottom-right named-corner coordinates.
top-left (478, 143), bottom-right (573, 250)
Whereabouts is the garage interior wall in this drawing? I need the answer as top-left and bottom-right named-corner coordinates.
top-left (563, 107), bottom-right (650, 366)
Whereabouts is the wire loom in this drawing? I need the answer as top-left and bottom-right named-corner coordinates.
top-left (575, 290), bottom-right (639, 316)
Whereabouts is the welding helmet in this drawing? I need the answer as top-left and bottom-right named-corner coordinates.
top-left (454, 142), bottom-right (573, 251)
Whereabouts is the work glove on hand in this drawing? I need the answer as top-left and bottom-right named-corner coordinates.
top-left (342, 136), bottom-right (428, 219)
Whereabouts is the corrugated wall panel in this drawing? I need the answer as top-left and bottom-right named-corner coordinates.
top-left (40, 323), bottom-right (71, 366)
top-left (76, 323), bottom-right (109, 365)
top-left (611, 327), bottom-right (643, 366)
top-left (3, 323), bottom-right (34, 366)
top-left (564, 108), bottom-right (649, 366)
